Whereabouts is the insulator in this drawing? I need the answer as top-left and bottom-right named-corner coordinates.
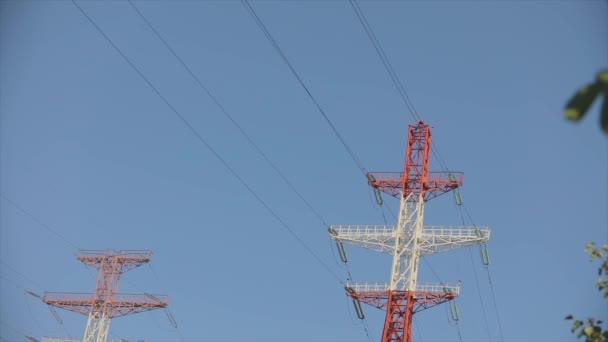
top-left (367, 173), bottom-right (376, 182)
top-left (474, 229), bottom-right (483, 238)
top-left (353, 298), bottom-right (365, 320)
top-left (453, 190), bottom-right (462, 206)
top-left (373, 188), bottom-right (384, 205)
top-left (448, 173), bottom-right (458, 182)
top-left (450, 302), bottom-right (460, 321)
top-left (345, 286), bottom-right (355, 294)
top-left (336, 241), bottom-right (348, 263)
top-left (47, 305), bottom-right (63, 325)
top-left (164, 308), bottom-right (178, 328)
top-left (480, 244), bottom-right (490, 266)
top-left (328, 227), bottom-right (338, 236)
top-left (25, 290), bottom-right (41, 299)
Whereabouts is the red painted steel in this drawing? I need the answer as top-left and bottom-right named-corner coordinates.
top-left (43, 250), bottom-right (168, 318)
top-left (367, 121), bottom-right (463, 201)
top-left (352, 121), bottom-right (461, 342)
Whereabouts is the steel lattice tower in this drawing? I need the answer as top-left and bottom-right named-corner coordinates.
top-left (329, 121), bottom-right (490, 342)
top-left (42, 250), bottom-right (169, 342)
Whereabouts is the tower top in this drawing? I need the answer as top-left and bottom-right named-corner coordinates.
top-left (367, 121), bottom-right (463, 201)
top-left (43, 249), bottom-right (168, 342)
top-left (76, 250), bottom-right (153, 271)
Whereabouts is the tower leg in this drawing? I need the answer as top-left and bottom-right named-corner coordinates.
top-left (381, 291), bottom-right (415, 342)
top-left (83, 312), bottom-right (111, 342)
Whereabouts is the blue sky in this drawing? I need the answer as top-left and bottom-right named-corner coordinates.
top-left (1, 1), bottom-right (606, 341)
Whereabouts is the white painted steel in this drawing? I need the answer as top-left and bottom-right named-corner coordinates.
top-left (400, 194), bottom-right (424, 291)
top-left (329, 225), bottom-right (490, 255)
top-left (345, 281), bottom-right (460, 295)
top-left (329, 185), bottom-right (491, 306)
top-left (82, 312), bottom-right (110, 342)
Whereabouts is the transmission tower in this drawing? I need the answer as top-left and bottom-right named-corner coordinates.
top-left (42, 250), bottom-right (169, 342)
top-left (329, 120), bottom-right (490, 342)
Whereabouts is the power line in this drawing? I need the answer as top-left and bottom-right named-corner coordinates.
top-left (126, 0), bottom-right (328, 228)
top-left (0, 258), bottom-right (75, 339)
top-left (231, 9), bottom-right (390, 336)
top-left (1, 193), bottom-right (151, 298)
top-left (420, 256), bottom-right (467, 342)
top-left (240, 0), bottom-right (368, 177)
top-left (235, 11), bottom-right (408, 340)
top-left (486, 266), bottom-right (505, 341)
top-left (461, 204), bottom-right (505, 342)
top-left (0, 194), bottom-right (79, 250)
top-left (0, 274), bottom-right (25, 290)
top-left (0, 195), bottom-right (157, 339)
top-left (349, 3), bottom-right (505, 340)
top-left (349, 0), bottom-right (418, 121)
top-left (124, 11), bottom-right (378, 339)
top-left (449, 203), bottom-right (493, 342)
top-left (0, 320), bottom-right (27, 341)
top-left (348, 0), bottom-right (451, 173)
top-left (0, 259), bottom-right (45, 291)
top-left (71, 0), bottom-right (344, 285)
top-left (466, 247), bottom-right (493, 341)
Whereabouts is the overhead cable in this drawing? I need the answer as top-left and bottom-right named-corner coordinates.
top-left (126, 0), bottom-right (328, 227)
top-left (71, 0), bottom-right (343, 285)
top-left (241, 0), bottom-right (368, 177)
top-left (349, 0), bottom-right (451, 173)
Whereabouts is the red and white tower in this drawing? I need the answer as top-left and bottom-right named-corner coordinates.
top-left (329, 121), bottom-right (490, 342)
top-left (42, 250), bottom-right (169, 342)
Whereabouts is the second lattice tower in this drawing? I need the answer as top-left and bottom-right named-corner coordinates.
top-left (329, 120), bottom-right (490, 342)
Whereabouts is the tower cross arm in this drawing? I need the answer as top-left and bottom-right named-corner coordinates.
top-left (329, 225), bottom-right (396, 253)
top-left (419, 226), bottom-right (490, 255)
top-left (367, 172), bottom-right (463, 200)
top-left (345, 281), bottom-right (460, 312)
top-left (329, 225), bottom-right (490, 255)
top-left (76, 250), bottom-right (153, 271)
top-left (42, 292), bottom-right (169, 317)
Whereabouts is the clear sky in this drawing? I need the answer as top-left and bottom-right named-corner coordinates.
top-left (1, 1), bottom-right (607, 341)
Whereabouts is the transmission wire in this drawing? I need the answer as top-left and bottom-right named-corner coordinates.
top-left (349, 3), bottom-right (505, 341)
top-left (350, 4), bottom-right (504, 339)
top-left (349, 0), bottom-right (450, 173)
top-left (0, 259), bottom-right (75, 339)
top-left (71, 0), bottom-right (344, 286)
top-left (240, 0), bottom-right (368, 177)
top-left (420, 257), bottom-right (465, 341)
top-left (126, 8), bottom-right (374, 337)
top-left (78, 3), bottom-right (379, 340)
top-left (126, 0), bottom-right (327, 228)
top-left (0, 194), bottom-right (78, 250)
top-left (125, 3), bottom-right (378, 339)
top-left (451, 203), bottom-right (493, 341)
top-left (462, 204), bottom-right (505, 342)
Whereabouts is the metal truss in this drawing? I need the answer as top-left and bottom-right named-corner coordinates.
top-left (42, 292), bottom-right (169, 317)
top-left (330, 224), bottom-right (490, 255)
top-left (368, 171), bottom-right (464, 201)
top-left (42, 250), bottom-right (169, 342)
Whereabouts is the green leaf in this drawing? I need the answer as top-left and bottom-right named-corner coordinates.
top-left (597, 70), bottom-right (608, 84)
top-left (601, 96), bottom-right (608, 135)
top-left (584, 326), bottom-right (594, 336)
top-left (565, 83), bottom-right (602, 121)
